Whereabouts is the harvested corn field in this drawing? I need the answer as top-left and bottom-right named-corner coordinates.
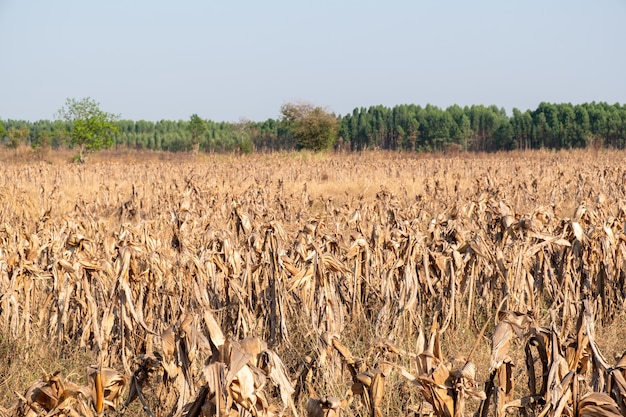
top-left (1, 149), bottom-right (626, 417)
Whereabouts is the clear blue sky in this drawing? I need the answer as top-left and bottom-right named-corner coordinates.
top-left (1, 0), bottom-right (624, 122)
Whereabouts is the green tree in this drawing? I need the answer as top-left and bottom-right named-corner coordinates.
top-left (534, 102), bottom-right (561, 148)
top-left (467, 105), bottom-right (500, 151)
top-left (234, 118), bottom-right (255, 154)
top-left (573, 106), bottom-right (590, 147)
top-left (494, 119), bottom-right (515, 150)
top-left (421, 105), bottom-right (455, 151)
top-left (511, 108), bottom-right (533, 150)
top-left (0, 123), bottom-right (5, 141)
top-left (188, 114), bottom-right (207, 154)
top-left (6, 127), bottom-right (30, 153)
top-left (55, 97), bottom-right (119, 162)
top-left (457, 114), bottom-right (472, 151)
top-left (280, 102), bottom-right (338, 151)
top-left (32, 129), bottom-right (52, 159)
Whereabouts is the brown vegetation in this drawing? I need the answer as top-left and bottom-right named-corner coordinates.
top-left (1, 149), bottom-right (626, 417)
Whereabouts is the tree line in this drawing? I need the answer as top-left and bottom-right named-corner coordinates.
top-left (1, 101), bottom-right (625, 155)
top-left (338, 102), bottom-right (626, 152)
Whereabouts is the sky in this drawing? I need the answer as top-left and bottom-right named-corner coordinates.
top-left (0, 0), bottom-right (624, 122)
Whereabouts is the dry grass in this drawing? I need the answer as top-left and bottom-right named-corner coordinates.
top-left (1, 148), bottom-right (626, 417)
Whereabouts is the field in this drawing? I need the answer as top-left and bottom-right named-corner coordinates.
top-left (1, 149), bottom-right (626, 417)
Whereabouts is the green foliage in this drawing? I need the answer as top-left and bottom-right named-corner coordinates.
top-left (337, 102), bottom-right (626, 152)
top-left (281, 102), bottom-right (338, 151)
top-left (188, 114), bottom-right (207, 153)
top-left (2, 101), bottom-right (625, 154)
top-left (31, 129), bottom-right (52, 159)
top-left (6, 127), bottom-right (29, 150)
top-left (239, 137), bottom-right (254, 154)
top-left (55, 97), bottom-right (119, 162)
top-left (32, 129), bottom-right (52, 149)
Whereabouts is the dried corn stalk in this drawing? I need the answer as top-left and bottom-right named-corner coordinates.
top-left (8, 366), bottom-right (125, 417)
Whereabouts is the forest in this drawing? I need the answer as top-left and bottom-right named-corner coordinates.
top-left (1, 101), bottom-right (625, 154)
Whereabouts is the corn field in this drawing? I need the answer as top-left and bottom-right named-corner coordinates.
top-left (1, 149), bottom-right (626, 417)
